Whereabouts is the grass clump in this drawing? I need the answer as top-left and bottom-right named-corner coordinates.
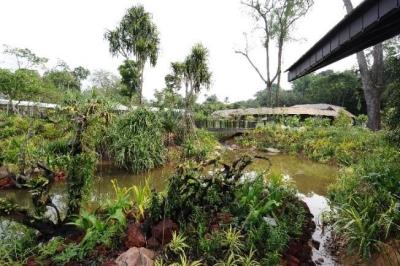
top-left (108, 108), bottom-right (166, 173)
top-left (181, 129), bottom-right (219, 161)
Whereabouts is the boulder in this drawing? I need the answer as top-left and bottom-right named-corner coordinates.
top-left (151, 219), bottom-right (178, 245)
top-left (0, 166), bottom-right (11, 179)
top-left (266, 147), bottom-right (280, 154)
top-left (0, 166), bottom-right (15, 189)
top-left (101, 261), bottom-right (118, 266)
top-left (125, 223), bottom-right (146, 248)
top-left (115, 247), bottom-right (155, 266)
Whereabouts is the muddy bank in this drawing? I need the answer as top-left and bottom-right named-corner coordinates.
top-left (284, 201), bottom-right (316, 266)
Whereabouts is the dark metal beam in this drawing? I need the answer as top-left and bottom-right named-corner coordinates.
top-left (287, 0), bottom-right (400, 82)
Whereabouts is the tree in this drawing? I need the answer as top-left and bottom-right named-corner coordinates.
top-left (236, 0), bottom-right (313, 107)
top-left (72, 66), bottom-right (90, 88)
top-left (90, 69), bottom-right (120, 92)
top-left (105, 5), bottom-right (160, 105)
top-left (44, 63), bottom-right (89, 92)
top-left (0, 68), bottom-right (43, 111)
top-left (166, 44), bottom-right (212, 132)
top-left (118, 60), bottom-right (140, 100)
top-left (342, 0), bottom-right (384, 131)
top-left (384, 43), bottom-right (400, 144)
top-left (3, 45), bottom-right (48, 70)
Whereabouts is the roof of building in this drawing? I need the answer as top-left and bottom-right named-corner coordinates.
top-left (211, 104), bottom-right (354, 119)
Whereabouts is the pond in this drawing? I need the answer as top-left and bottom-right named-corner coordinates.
top-left (0, 149), bottom-right (339, 265)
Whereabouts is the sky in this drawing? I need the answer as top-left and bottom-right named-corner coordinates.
top-left (0, 0), bottom-right (363, 103)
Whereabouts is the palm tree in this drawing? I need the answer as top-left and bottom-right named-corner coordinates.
top-left (166, 44), bottom-right (212, 133)
top-left (105, 5), bottom-right (159, 104)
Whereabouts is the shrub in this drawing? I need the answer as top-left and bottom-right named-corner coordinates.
top-left (108, 108), bottom-right (166, 173)
top-left (151, 157), bottom-right (307, 264)
top-left (333, 111), bottom-right (353, 127)
top-left (328, 148), bottom-right (400, 259)
top-left (182, 129), bottom-right (218, 161)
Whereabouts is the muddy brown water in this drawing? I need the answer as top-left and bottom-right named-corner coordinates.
top-left (0, 149), bottom-right (339, 265)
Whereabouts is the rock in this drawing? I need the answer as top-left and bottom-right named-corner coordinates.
top-left (151, 219), bottom-right (178, 245)
top-left (0, 166), bottom-right (15, 189)
top-left (266, 147), bottom-right (280, 153)
top-left (54, 171), bottom-right (66, 182)
top-left (101, 261), bottom-right (118, 266)
top-left (263, 216), bottom-right (277, 226)
top-left (287, 255), bottom-right (300, 266)
top-left (139, 248), bottom-right (155, 260)
top-left (0, 176), bottom-right (15, 189)
top-left (0, 166), bottom-right (11, 179)
top-left (115, 247), bottom-right (155, 266)
top-left (125, 223), bottom-right (146, 248)
top-left (312, 239), bottom-right (320, 250)
top-left (146, 237), bottom-right (160, 249)
top-left (314, 258), bottom-right (324, 265)
top-left (26, 256), bottom-right (40, 266)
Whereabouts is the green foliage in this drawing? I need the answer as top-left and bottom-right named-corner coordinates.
top-left (0, 68), bottom-right (61, 102)
top-left (168, 232), bottom-right (189, 255)
top-left (131, 178), bottom-right (152, 221)
top-left (333, 110), bottom-right (353, 127)
top-left (151, 157), bottom-right (306, 264)
top-left (240, 122), bottom-right (387, 166)
top-left (182, 129), bottom-right (218, 161)
top-left (107, 108), bottom-right (166, 173)
top-left (105, 5), bottom-right (160, 103)
top-left (66, 153), bottom-right (96, 217)
top-left (43, 63), bottom-right (90, 92)
top-left (384, 55), bottom-right (400, 145)
top-left (240, 120), bottom-right (400, 260)
top-left (328, 148), bottom-right (400, 259)
top-left (291, 70), bottom-right (365, 115)
top-left (165, 43), bottom-right (212, 131)
top-left (54, 179), bottom-right (133, 263)
top-left (354, 114), bottom-right (368, 127)
top-left (0, 221), bottom-right (37, 265)
top-left (118, 59), bottom-right (141, 99)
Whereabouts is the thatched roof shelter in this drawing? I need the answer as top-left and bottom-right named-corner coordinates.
top-left (211, 104), bottom-right (354, 120)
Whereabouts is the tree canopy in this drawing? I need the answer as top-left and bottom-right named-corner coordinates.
top-left (105, 5), bottom-right (160, 104)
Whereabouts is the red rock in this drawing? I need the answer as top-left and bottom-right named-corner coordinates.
top-left (287, 255), bottom-right (300, 266)
top-left (115, 247), bottom-right (154, 266)
top-left (0, 176), bottom-right (15, 189)
top-left (146, 237), bottom-right (160, 249)
top-left (102, 261), bottom-right (118, 266)
top-left (217, 212), bottom-right (233, 224)
top-left (0, 166), bottom-right (15, 189)
top-left (26, 256), bottom-right (39, 266)
top-left (151, 219), bottom-right (178, 246)
top-left (54, 171), bottom-right (66, 182)
top-left (125, 223), bottom-right (146, 248)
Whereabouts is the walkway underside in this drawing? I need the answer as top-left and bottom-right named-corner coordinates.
top-left (288, 0), bottom-right (400, 81)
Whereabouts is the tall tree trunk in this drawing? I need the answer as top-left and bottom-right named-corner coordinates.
top-left (343, 0), bottom-right (384, 131)
top-left (138, 68), bottom-right (144, 105)
top-left (276, 37), bottom-right (284, 107)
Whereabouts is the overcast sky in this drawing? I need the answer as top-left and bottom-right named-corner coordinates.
top-left (0, 0), bottom-right (363, 102)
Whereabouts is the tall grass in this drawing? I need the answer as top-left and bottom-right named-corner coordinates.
top-left (107, 108), bottom-right (166, 173)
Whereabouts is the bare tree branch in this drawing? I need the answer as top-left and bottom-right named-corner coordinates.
top-left (235, 50), bottom-right (267, 84)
